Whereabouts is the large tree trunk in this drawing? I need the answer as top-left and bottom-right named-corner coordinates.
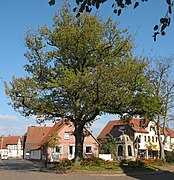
top-left (74, 122), bottom-right (85, 164)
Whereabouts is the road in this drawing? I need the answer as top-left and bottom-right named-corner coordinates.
top-left (0, 159), bottom-right (174, 180)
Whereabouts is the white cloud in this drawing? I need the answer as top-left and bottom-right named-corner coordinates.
top-left (0, 114), bottom-right (55, 136)
top-left (0, 125), bottom-right (27, 136)
top-left (0, 114), bottom-right (20, 122)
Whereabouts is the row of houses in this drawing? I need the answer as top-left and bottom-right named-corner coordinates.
top-left (1, 118), bottom-right (174, 161)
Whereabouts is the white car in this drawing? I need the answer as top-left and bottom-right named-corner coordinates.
top-left (1, 154), bottom-right (8, 160)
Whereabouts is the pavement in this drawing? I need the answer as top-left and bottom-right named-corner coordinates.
top-left (1, 159), bottom-right (174, 176)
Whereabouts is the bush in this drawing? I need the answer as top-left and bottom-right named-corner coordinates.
top-left (80, 157), bottom-right (105, 166)
top-left (165, 151), bottom-right (174, 163)
top-left (80, 157), bottom-right (121, 170)
top-left (56, 159), bottom-right (74, 173)
top-left (59, 159), bottom-right (73, 167)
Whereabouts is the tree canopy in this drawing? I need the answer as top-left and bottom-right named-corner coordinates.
top-left (6, 2), bottom-right (150, 162)
top-left (48, 0), bottom-right (174, 41)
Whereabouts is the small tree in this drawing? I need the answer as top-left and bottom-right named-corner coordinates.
top-left (43, 132), bottom-right (60, 167)
top-left (5, 2), bottom-right (148, 163)
top-left (146, 57), bottom-right (174, 160)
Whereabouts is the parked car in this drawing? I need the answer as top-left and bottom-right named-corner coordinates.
top-left (1, 154), bottom-right (8, 160)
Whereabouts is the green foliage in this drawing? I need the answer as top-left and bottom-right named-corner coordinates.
top-left (44, 132), bottom-right (60, 148)
top-left (80, 158), bottom-right (121, 170)
top-left (80, 157), bottom-right (105, 166)
top-left (99, 134), bottom-right (117, 159)
top-left (5, 1), bottom-right (150, 161)
top-left (56, 159), bottom-right (74, 173)
top-left (165, 151), bottom-right (174, 163)
top-left (58, 159), bottom-right (74, 167)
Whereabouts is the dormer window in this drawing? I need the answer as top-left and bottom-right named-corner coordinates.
top-left (119, 125), bottom-right (125, 132)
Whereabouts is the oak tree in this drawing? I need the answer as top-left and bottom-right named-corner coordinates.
top-left (5, 3), bottom-right (148, 162)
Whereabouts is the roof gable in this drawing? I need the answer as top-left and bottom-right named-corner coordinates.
top-left (39, 120), bottom-right (99, 146)
top-left (0, 136), bottom-right (21, 149)
top-left (39, 121), bottom-right (64, 145)
top-left (97, 118), bottom-right (149, 139)
top-left (26, 126), bottom-right (51, 144)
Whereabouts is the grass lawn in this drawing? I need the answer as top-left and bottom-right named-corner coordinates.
top-left (53, 158), bottom-right (174, 174)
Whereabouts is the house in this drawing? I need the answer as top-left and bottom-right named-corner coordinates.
top-left (24, 126), bottom-right (51, 159)
top-left (28, 119), bottom-right (99, 162)
top-left (0, 136), bottom-right (23, 159)
top-left (98, 118), bottom-right (174, 160)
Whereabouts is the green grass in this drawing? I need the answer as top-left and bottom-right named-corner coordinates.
top-left (54, 158), bottom-right (164, 174)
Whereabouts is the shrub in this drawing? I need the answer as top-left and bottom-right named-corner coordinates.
top-left (56, 159), bottom-right (74, 173)
top-left (165, 151), bottom-right (174, 163)
top-left (80, 157), bottom-right (105, 166)
top-left (59, 159), bottom-right (73, 167)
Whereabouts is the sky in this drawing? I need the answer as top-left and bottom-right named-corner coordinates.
top-left (0, 0), bottom-right (174, 137)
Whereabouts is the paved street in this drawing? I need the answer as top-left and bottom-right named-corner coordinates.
top-left (0, 159), bottom-right (174, 180)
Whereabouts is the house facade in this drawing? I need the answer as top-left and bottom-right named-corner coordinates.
top-left (98, 118), bottom-right (174, 160)
top-left (26, 119), bottom-right (99, 162)
top-left (0, 136), bottom-right (23, 159)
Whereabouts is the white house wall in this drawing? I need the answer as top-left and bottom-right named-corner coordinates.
top-left (6, 138), bottom-right (23, 158)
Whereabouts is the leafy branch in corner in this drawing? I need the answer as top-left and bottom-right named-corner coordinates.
top-left (153, 0), bottom-right (174, 41)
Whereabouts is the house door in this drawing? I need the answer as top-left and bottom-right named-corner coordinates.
top-left (68, 145), bottom-right (75, 160)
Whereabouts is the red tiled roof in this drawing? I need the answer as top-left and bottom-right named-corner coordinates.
top-left (130, 118), bottom-right (149, 133)
top-left (160, 127), bottom-right (174, 138)
top-left (39, 121), bottom-right (63, 145)
top-left (0, 136), bottom-right (20, 149)
top-left (26, 126), bottom-right (51, 144)
top-left (97, 118), bottom-right (149, 139)
top-left (97, 120), bottom-right (123, 139)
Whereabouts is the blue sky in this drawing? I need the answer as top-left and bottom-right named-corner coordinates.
top-left (0, 0), bottom-right (174, 137)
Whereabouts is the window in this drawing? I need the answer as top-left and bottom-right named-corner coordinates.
top-left (119, 125), bottom-right (125, 131)
top-left (128, 145), bottom-right (132, 156)
top-left (156, 137), bottom-right (158, 142)
top-left (148, 136), bottom-right (150, 142)
top-left (85, 146), bottom-right (92, 154)
top-left (144, 136), bottom-right (147, 142)
top-left (69, 146), bottom-right (73, 155)
top-left (64, 132), bottom-right (70, 140)
top-left (152, 136), bottom-right (154, 142)
top-left (139, 135), bottom-right (141, 143)
top-left (55, 146), bottom-right (62, 154)
top-left (118, 145), bottom-right (123, 156)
